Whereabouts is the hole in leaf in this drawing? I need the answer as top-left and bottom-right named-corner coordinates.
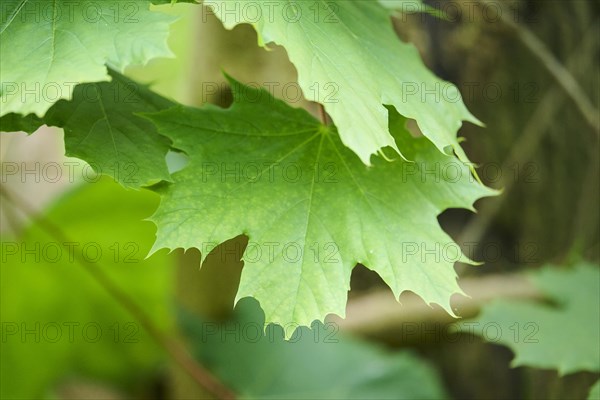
top-left (404, 118), bottom-right (423, 138)
top-left (166, 150), bottom-right (189, 174)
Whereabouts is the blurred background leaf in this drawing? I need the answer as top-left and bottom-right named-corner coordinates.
top-left (180, 297), bottom-right (448, 400)
top-left (461, 262), bottom-right (600, 375)
top-left (1, 179), bottom-right (174, 399)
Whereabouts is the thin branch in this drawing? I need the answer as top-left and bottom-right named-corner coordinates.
top-left (0, 185), bottom-right (236, 400)
top-left (456, 20), bottom-right (599, 259)
top-left (477, 0), bottom-right (599, 135)
top-left (0, 194), bottom-right (25, 235)
top-left (330, 273), bottom-right (541, 336)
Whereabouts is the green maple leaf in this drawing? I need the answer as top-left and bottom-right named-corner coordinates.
top-left (0, 111), bottom-right (44, 133)
top-left (45, 70), bottom-right (174, 188)
top-left (144, 77), bottom-right (494, 331)
top-left (0, 70), bottom-right (174, 188)
top-left (463, 263), bottom-right (600, 375)
top-left (0, 0), bottom-right (175, 117)
top-left (205, 0), bottom-right (478, 164)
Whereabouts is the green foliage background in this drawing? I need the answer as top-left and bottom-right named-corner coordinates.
top-left (1, 1), bottom-right (598, 399)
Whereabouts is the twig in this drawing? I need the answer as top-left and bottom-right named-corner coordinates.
top-left (456, 19), bottom-right (599, 260)
top-left (0, 185), bottom-right (236, 400)
top-left (477, 0), bottom-right (599, 135)
top-left (330, 273), bottom-right (541, 336)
